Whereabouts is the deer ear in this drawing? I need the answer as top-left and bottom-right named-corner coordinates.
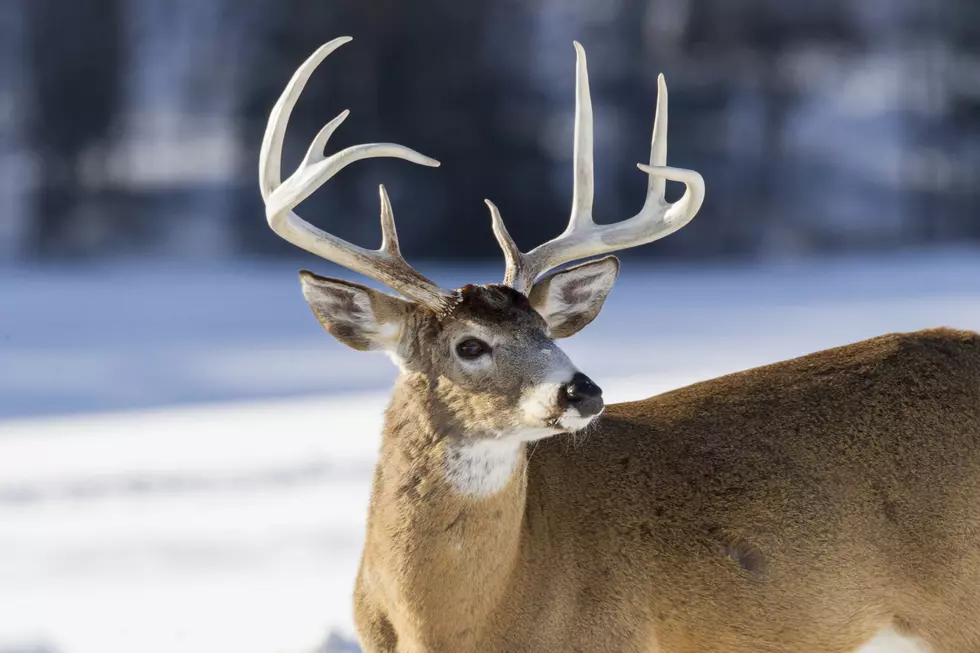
top-left (527, 256), bottom-right (619, 339)
top-left (299, 271), bottom-right (413, 353)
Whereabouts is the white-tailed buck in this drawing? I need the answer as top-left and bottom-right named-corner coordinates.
top-left (260, 37), bottom-right (980, 653)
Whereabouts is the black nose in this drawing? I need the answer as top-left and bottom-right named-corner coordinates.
top-left (563, 372), bottom-right (604, 416)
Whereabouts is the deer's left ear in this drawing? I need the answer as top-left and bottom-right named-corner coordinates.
top-left (527, 256), bottom-right (619, 339)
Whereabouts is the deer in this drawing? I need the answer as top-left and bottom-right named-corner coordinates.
top-left (259, 37), bottom-right (980, 653)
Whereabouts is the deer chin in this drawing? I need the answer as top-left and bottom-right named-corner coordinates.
top-left (557, 409), bottom-right (602, 433)
top-left (493, 426), bottom-right (562, 443)
top-left (509, 406), bottom-right (602, 438)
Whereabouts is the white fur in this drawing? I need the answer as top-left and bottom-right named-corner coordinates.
top-left (303, 282), bottom-right (373, 320)
top-left (532, 260), bottom-right (617, 336)
top-left (518, 355), bottom-right (578, 424)
top-left (505, 427), bottom-right (561, 442)
top-left (377, 322), bottom-right (409, 370)
top-left (854, 627), bottom-right (931, 653)
top-left (521, 365), bottom-right (602, 434)
top-left (558, 410), bottom-right (600, 432)
top-left (444, 420), bottom-right (595, 496)
top-left (302, 281), bottom-right (403, 352)
top-left (444, 438), bottom-right (523, 497)
top-left (519, 380), bottom-right (566, 423)
top-left (376, 322), bottom-right (401, 344)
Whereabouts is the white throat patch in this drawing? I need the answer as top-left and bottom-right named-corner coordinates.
top-left (443, 438), bottom-right (523, 497)
top-left (854, 627), bottom-right (931, 653)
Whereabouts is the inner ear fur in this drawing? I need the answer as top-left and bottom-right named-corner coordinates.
top-left (299, 270), bottom-right (414, 352)
top-left (527, 256), bottom-right (619, 339)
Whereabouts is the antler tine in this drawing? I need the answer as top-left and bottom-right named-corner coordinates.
top-left (259, 37), bottom-right (457, 314)
top-left (648, 73), bottom-right (668, 199)
top-left (569, 42), bottom-right (595, 231)
top-left (492, 42), bottom-right (705, 295)
top-left (486, 199), bottom-right (524, 286)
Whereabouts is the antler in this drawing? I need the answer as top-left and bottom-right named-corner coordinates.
top-left (489, 42), bottom-right (706, 294)
top-left (259, 37), bottom-right (457, 314)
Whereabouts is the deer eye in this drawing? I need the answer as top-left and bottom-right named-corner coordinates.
top-left (456, 338), bottom-right (489, 359)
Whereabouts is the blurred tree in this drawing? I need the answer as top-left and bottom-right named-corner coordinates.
top-left (26, 0), bottom-right (124, 257)
top-left (0, 0), bottom-right (34, 259)
top-left (931, 0), bottom-right (980, 241)
top-left (8, 0), bottom-right (980, 261)
top-left (233, 0), bottom-right (554, 262)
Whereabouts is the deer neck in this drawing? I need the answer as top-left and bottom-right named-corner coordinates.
top-left (360, 373), bottom-right (529, 647)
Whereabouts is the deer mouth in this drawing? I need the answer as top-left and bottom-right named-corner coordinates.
top-left (556, 408), bottom-right (603, 433)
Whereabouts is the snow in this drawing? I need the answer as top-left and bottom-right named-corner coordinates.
top-left (1, 252), bottom-right (978, 653)
top-left (3, 252), bottom-right (978, 421)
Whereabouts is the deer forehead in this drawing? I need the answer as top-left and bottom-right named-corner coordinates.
top-left (441, 318), bottom-right (548, 347)
top-left (429, 285), bottom-right (547, 338)
top-left (450, 285), bottom-right (539, 321)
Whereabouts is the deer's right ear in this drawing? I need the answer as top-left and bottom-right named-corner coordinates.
top-left (299, 271), bottom-right (413, 353)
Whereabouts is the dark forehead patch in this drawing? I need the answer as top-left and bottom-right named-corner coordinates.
top-left (453, 284), bottom-right (536, 322)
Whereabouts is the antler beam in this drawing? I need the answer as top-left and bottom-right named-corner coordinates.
top-left (490, 42), bottom-right (706, 294)
top-left (259, 37), bottom-right (457, 314)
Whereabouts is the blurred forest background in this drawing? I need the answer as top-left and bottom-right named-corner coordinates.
top-left (3, 0), bottom-right (979, 264)
top-left (3, 5), bottom-right (980, 653)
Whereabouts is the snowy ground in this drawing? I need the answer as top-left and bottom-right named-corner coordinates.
top-left (1, 251), bottom-right (978, 653)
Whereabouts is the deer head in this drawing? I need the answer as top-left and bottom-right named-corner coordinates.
top-left (259, 37), bottom-right (704, 442)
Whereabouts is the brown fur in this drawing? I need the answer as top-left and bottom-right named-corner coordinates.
top-left (353, 327), bottom-right (980, 652)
